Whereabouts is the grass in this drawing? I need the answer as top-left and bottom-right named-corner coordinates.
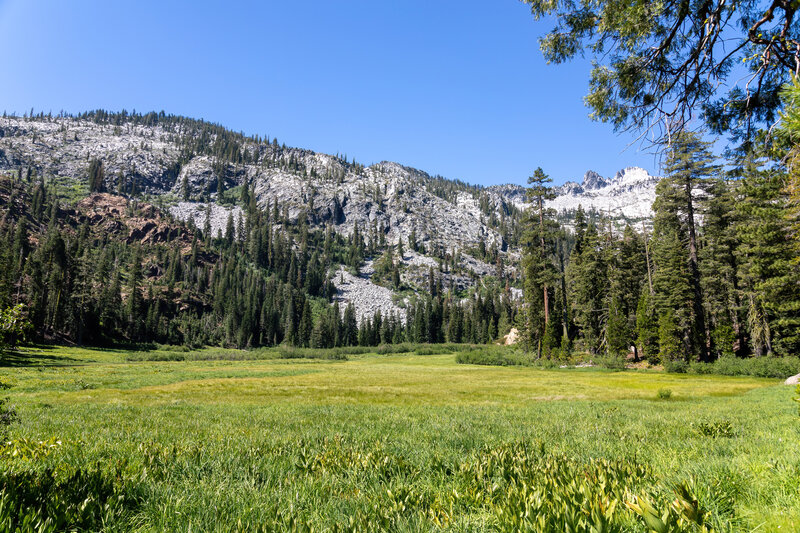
top-left (1, 345), bottom-right (798, 531)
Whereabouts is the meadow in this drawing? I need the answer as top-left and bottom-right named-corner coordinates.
top-left (1, 345), bottom-right (798, 532)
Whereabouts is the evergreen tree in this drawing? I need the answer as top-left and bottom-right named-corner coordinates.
top-left (88, 159), bottom-right (105, 193)
top-left (699, 178), bottom-right (743, 358)
top-left (522, 168), bottom-right (558, 356)
top-left (660, 131), bottom-right (718, 361)
top-left (651, 174), bottom-right (699, 361)
top-left (635, 291), bottom-right (659, 363)
top-left (298, 298), bottom-right (313, 347)
top-left (342, 303), bottom-right (358, 346)
top-left (735, 159), bottom-right (800, 356)
top-left (568, 222), bottom-right (606, 354)
top-left (126, 247), bottom-right (143, 340)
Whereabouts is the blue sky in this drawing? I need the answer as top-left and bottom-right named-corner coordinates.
top-left (0, 0), bottom-right (663, 186)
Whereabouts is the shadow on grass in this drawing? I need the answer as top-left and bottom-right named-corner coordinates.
top-left (0, 345), bottom-right (79, 367)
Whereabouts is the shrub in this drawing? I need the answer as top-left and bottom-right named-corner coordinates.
top-left (665, 359), bottom-right (689, 374)
top-left (127, 345), bottom-right (353, 362)
top-left (694, 420), bottom-right (736, 438)
top-left (596, 355), bottom-right (627, 371)
top-left (692, 356), bottom-right (800, 379)
top-left (455, 347), bottom-right (532, 366)
top-left (272, 346), bottom-right (350, 360)
top-left (0, 381), bottom-right (17, 441)
top-left (532, 357), bottom-right (559, 369)
top-left (375, 343), bottom-right (415, 354)
top-left (657, 388), bottom-right (672, 400)
top-left (689, 362), bottom-right (715, 375)
top-left (0, 304), bottom-right (31, 355)
top-left (414, 345), bottom-right (456, 355)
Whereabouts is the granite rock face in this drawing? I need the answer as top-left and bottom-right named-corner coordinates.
top-left (0, 114), bottom-right (658, 320)
top-left (0, 117), bottom-right (513, 254)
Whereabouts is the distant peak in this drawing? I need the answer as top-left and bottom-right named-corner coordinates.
top-left (582, 170), bottom-right (610, 190)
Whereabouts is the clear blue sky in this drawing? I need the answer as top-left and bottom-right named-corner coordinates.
top-left (0, 0), bottom-right (662, 186)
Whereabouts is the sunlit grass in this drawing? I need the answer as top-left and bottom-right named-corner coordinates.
top-left (1, 345), bottom-right (798, 531)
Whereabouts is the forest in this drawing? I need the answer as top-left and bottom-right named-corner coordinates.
top-left (0, 168), bottom-right (516, 351)
top-left (521, 125), bottom-right (800, 363)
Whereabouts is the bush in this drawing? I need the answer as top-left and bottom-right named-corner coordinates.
top-left (665, 359), bottom-right (689, 374)
top-left (0, 304), bottom-right (31, 355)
top-left (688, 356), bottom-right (800, 379)
top-left (271, 346), bottom-right (350, 360)
top-left (127, 345), bottom-right (353, 362)
top-left (375, 343), bottom-right (415, 355)
top-left (657, 388), bottom-right (672, 400)
top-left (689, 362), bottom-right (715, 375)
top-left (455, 347), bottom-right (533, 366)
top-left (596, 355), bottom-right (627, 371)
top-left (532, 357), bottom-right (559, 369)
top-left (414, 345), bottom-right (456, 355)
top-left (0, 381), bottom-right (17, 441)
top-left (694, 420), bottom-right (736, 438)
top-left (707, 356), bottom-right (800, 379)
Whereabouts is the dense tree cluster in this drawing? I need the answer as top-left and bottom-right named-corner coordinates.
top-left (522, 129), bottom-right (800, 362)
top-left (0, 172), bottom-right (514, 349)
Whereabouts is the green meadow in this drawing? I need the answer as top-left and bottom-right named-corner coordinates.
top-left (1, 345), bottom-right (798, 532)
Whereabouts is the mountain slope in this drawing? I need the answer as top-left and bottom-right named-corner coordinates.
top-left (0, 112), bottom-right (660, 306)
top-left (0, 115), bottom-right (519, 256)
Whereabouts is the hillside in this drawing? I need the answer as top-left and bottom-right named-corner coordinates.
top-left (0, 111), bottom-right (658, 330)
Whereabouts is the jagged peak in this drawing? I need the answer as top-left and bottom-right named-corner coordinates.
top-left (581, 170), bottom-right (610, 190)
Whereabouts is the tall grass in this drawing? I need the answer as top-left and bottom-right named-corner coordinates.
top-left (1, 346), bottom-right (797, 531)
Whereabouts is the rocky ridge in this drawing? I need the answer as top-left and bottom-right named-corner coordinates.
top-left (489, 167), bottom-right (660, 223)
top-left (0, 113), bottom-right (660, 320)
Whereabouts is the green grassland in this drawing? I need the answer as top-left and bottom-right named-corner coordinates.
top-left (1, 346), bottom-right (798, 532)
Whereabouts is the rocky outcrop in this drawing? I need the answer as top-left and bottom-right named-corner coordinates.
top-left (77, 193), bottom-right (195, 247)
top-left (332, 266), bottom-right (407, 324)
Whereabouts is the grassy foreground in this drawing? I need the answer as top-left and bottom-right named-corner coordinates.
top-left (1, 345), bottom-right (798, 531)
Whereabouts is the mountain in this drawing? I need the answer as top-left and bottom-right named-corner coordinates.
top-left (0, 114), bottom-right (517, 252)
top-left (0, 113), bottom-right (522, 323)
top-left (0, 112), bottom-right (658, 321)
top-left (550, 167), bottom-right (660, 222)
top-left (489, 167), bottom-right (660, 225)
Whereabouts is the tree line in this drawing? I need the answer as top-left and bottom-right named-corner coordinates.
top-left (522, 126), bottom-right (800, 362)
top-left (0, 171), bottom-right (515, 349)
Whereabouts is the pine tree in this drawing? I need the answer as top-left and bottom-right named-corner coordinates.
top-left (699, 178), bottom-right (742, 358)
top-left (88, 159), bottom-right (105, 193)
top-left (636, 291), bottom-right (659, 363)
top-left (522, 168), bottom-right (558, 356)
top-left (568, 222), bottom-right (606, 354)
top-left (606, 225), bottom-right (645, 358)
top-left (651, 178), bottom-right (697, 361)
top-left (660, 131), bottom-right (718, 360)
top-left (651, 217), bottom-right (693, 361)
top-left (126, 247), bottom-right (143, 340)
top-left (342, 303), bottom-right (358, 346)
top-left (735, 159), bottom-right (800, 356)
top-left (182, 174), bottom-right (190, 201)
top-left (298, 298), bottom-right (313, 347)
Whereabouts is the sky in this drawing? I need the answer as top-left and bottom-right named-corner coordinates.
top-left (0, 0), bottom-right (664, 186)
